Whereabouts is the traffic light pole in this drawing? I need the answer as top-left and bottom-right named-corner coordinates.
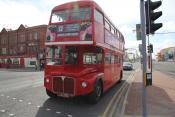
top-left (140, 0), bottom-right (148, 117)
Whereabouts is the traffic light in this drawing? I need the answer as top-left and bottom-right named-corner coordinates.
top-left (147, 44), bottom-right (153, 53)
top-left (145, 0), bottom-right (163, 34)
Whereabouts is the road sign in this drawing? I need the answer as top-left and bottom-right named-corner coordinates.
top-left (136, 24), bottom-right (141, 40)
top-left (139, 44), bottom-right (142, 52)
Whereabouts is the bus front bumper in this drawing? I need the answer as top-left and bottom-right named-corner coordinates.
top-left (44, 76), bottom-right (95, 98)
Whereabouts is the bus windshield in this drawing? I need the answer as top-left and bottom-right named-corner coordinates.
top-left (51, 8), bottom-right (91, 23)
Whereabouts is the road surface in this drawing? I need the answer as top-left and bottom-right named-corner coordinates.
top-left (153, 61), bottom-right (175, 79)
top-left (0, 64), bottom-right (138, 117)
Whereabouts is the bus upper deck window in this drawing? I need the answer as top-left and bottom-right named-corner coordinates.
top-left (70, 8), bottom-right (91, 21)
top-left (51, 11), bottom-right (68, 23)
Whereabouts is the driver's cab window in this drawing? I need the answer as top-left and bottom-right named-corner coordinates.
top-left (65, 46), bottom-right (78, 64)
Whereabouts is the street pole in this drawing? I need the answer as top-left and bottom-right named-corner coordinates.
top-left (140, 0), bottom-right (147, 117)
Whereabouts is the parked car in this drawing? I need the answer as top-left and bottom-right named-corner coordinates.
top-left (123, 62), bottom-right (133, 70)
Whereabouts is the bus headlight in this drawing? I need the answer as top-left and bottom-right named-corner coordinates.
top-left (46, 78), bottom-right (50, 83)
top-left (81, 81), bottom-right (87, 88)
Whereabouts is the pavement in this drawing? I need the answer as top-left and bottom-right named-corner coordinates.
top-left (124, 69), bottom-right (175, 117)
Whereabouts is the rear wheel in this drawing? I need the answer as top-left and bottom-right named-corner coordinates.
top-left (46, 89), bottom-right (57, 98)
top-left (87, 81), bottom-right (102, 104)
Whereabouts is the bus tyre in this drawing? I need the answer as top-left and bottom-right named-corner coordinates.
top-left (88, 81), bottom-right (102, 104)
top-left (46, 89), bottom-right (57, 98)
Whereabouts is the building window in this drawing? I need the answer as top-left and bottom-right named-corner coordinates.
top-left (30, 61), bottom-right (36, 65)
top-left (1, 37), bottom-right (7, 45)
top-left (13, 49), bottom-right (16, 54)
top-left (1, 59), bottom-right (6, 63)
top-left (29, 33), bottom-right (32, 40)
top-left (19, 34), bottom-right (25, 42)
top-left (34, 32), bottom-right (38, 40)
top-left (28, 46), bottom-right (37, 54)
top-left (19, 44), bottom-right (25, 54)
top-left (13, 58), bottom-right (19, 64)
top-left (9, 34), bottom-right (17, 45)
top-left (2, 48), bottom-right (7, 55)
top-left (9, 49), bottom-right (13, 55)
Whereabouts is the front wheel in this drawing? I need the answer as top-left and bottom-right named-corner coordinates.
top-left (87, 81), bottom-right (102, 104)
top-left (46, 89), bottom-right (57, 98)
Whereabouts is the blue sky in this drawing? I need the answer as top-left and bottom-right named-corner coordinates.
top-left (0, 0), bottom-right (175, 57)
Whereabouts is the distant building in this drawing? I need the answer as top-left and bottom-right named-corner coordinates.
top-left (0, 24), bottom-right (47, 68)
top-left (157, 46), bottom-right (175, 61)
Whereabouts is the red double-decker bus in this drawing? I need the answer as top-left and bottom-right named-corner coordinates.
top-left (44, 1), bottom-right (125, 103)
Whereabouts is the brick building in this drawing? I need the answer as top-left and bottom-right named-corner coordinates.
top-left (0, 24), bottom-right (47, 68)
top-left (157, 46), bottom-right (175, 61)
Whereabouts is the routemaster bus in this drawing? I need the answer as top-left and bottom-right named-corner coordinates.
top-left (44, 0), bottom-right (125, 103)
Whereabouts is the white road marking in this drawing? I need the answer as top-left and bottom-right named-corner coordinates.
top-left (6, 96), bottom-right (10, 98)
top-left (28, 102), bottom-right (32, 105)
top-left (1, 94), bottom-right (4, 96)
top-left (37, 105), bottom-right (41, 108)
top-left (19, 99), bottom-right (23, 102)
top-left (12, 98), bottom-right (16, 100)
top-left (67, 114), bottom-right (72, 117)
top-left (9, 113), bottom-right (15, 116)
top-left (56, 111), bottom-right (61, 114)
top-left (0, 109), bottom-right (6, 113)
top-left (46, 108), bottom-right (51, 111)
top-left (32, 84), bottom-right (43, 88)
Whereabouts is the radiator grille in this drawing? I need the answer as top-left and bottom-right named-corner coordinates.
top-left (64, 78), bottom-right (74, 94)
top-left (52, 76), bottom-right (75, 96)
top-left (53, 77), bottom-right (63, 93)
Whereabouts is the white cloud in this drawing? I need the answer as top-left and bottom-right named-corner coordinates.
top-left (152, 37), bottom-right (175, 57)
top-left (95, 0), bottom-right (139, 26)
top-left (0, 0), bottom-right (175, 52)
top-left (0, 0), bottom-right (49, 30)
top-left (125, 39), bottom-right (141, 49)
top-left (120, 25), bottom-right (134, 34)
